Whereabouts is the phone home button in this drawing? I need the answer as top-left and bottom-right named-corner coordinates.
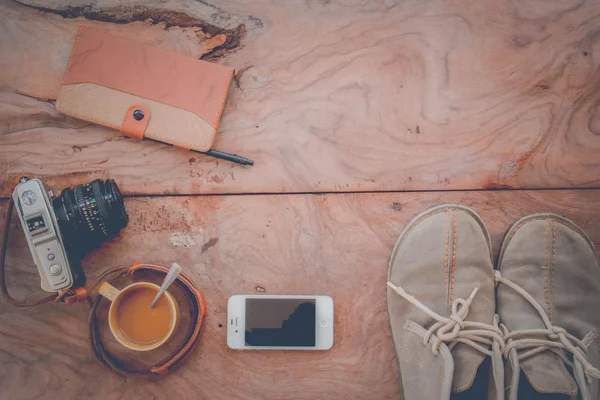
top-left (320, 318), bottom-right (329, 327)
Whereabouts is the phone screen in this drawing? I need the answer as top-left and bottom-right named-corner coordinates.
top-left (245, 298), bottom-right (316, 347)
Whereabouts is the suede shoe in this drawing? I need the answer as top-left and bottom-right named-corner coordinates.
top-left (496, 214), bottom-right (600, 400)
top-left (387, 204), bottom-right (505, 399)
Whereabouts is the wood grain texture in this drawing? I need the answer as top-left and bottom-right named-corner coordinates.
top-left (0, 0), bottom-right (256, 100)
top-left (1, 190), bottom-right (600, 400)
top-left (2, 0), bottom-right (600, 195)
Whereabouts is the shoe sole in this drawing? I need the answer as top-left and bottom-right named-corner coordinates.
top-left (496, 212), bottom-right (597, 272)
top-left (386, 203), bottom-right (493, 397)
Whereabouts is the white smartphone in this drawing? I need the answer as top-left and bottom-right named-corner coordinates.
top-left (227, 295), bottom-right (334, 350)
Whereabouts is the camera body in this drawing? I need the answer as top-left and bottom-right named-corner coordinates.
top-left (12, 178), bottom-right (78, 291)
top-left (12, 177), bottom-right (128, 293)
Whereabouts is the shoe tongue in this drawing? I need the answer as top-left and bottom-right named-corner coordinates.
top-left (451, 345), bottom-right (578, 396)
top-left (520, 352), bottom-right (577, 396)
top-left (452, 344), bottom-right (487, 392)
top-left (400, 321), bottom-right (455, 399)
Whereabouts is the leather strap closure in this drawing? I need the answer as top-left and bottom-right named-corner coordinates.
top-left (121, 105), bottom-right (149, 140)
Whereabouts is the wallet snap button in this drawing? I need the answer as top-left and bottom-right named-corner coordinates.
top-left (133, 109), bottom-right (145, 121)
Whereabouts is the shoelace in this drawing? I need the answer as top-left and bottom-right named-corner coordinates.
top-left (387, 281), bottom-right (506, 398)
top-left (495, 270), bottom-right (600, 400)
top-left (386, 281), bottom-right (505, 356)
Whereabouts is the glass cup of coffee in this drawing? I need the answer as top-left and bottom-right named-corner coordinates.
top-left (98, 282), bottom-right (179, 351)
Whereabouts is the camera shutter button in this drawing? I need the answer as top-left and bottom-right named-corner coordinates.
top-left (49, 264), bottom-right (62, 275)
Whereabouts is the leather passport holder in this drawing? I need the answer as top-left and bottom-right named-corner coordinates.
top-left (56, 26), bottom-right (235, 152)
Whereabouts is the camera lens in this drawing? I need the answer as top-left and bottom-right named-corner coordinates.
top-left (53, 179), bottom-right (129, 253)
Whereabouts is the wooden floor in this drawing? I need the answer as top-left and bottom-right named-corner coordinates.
top-left (1, 0), bottom-right (600, 399)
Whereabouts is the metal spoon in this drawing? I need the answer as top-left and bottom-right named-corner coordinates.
top-left (150, 263), bottom-right (182, 308)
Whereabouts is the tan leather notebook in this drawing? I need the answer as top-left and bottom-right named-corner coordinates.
top-left (56, 26), bottom-right (234, 152)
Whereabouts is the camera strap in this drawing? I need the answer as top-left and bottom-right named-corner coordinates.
top-left (0, 200), bottom-right (57, 307)
top-left (1, 199), bottom-right (90, 307)
top-left (2, 201), bottom-right (207, 377)
top-left (89, 262), bottom-right (208, 377)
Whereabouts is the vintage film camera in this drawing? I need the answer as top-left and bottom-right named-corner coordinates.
top-left (12, 177), bottom-right (129, 292)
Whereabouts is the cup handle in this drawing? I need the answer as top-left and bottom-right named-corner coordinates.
top-left (99, 282), bottom-right (121, 302)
